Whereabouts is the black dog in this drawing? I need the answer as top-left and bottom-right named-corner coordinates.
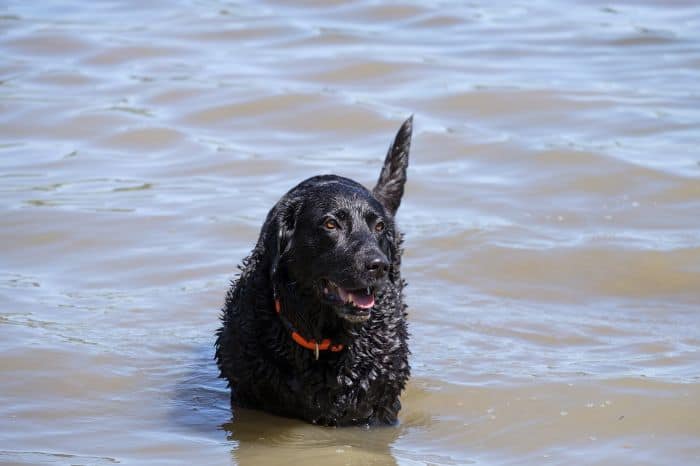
top-left (215, 117), bottom-right (412, 426)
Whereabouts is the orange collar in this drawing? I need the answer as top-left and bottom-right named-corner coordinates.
top-left (274, 298), bottom-right (344, 359)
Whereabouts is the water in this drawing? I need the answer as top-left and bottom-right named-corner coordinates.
top-left (1, 0), bottom-right (699, 464)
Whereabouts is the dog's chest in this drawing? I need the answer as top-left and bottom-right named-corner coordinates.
top-left (290, 330), bottom-right (407, 415)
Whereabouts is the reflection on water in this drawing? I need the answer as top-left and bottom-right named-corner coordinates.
top-left (223, 413), bottom-right (403, 466)
top-left (1, 0), bottom-right (700, 465)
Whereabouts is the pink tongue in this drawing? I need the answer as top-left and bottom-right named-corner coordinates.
top-left (348, 292), bottom-right (375, 309)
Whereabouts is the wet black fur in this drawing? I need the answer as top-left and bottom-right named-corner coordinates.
top-left (215, 117), bottom-right (413, 426)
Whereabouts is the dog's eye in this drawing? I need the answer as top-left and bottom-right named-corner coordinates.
top-left (324, 219), bottom-right (339, 230)
top-left (375, 221), bottom-right (385, 232)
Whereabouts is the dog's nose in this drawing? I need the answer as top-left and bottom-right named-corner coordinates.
top-left (366, 257), bottom-right (389, 279)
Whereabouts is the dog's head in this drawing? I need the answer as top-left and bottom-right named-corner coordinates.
top-left (269, 117), bottom-right (412, 324)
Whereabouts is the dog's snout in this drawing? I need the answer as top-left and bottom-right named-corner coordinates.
top-left (366, 256), bottom-right (389, 279)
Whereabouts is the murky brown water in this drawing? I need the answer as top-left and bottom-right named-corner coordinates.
top-left (2, 0), bottom-right (699, 464)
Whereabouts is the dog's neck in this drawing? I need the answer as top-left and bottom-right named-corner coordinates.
top-left (272, 280), bottom-right (359, 349)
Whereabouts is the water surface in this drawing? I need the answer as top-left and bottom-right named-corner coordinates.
top-left (1, 1), bottom-right (699, 465)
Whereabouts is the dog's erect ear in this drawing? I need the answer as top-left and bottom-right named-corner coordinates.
top-left (373, 116), bottom-right (412, 216)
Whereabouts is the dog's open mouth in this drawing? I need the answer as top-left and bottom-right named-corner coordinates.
top-left (321, 279), bottom-right (375, 321)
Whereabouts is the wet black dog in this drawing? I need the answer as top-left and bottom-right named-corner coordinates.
top-left (215, 117), bottom-right (412, 426)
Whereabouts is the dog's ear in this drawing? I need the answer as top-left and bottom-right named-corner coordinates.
top-left (270, 201), bottom-right (298, 283)
top-left (373, 116), bottom-right (412, 216)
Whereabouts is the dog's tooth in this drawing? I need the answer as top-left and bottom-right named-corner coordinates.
top-left (337, 287), bottom-right (349, 303)
top-left (323, 287), bottom-right (329, 294)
